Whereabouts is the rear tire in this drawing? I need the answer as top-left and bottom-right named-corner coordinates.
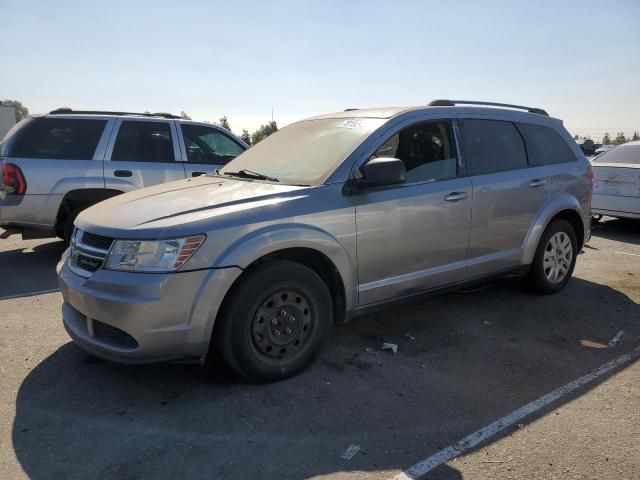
top-left (526, 219), bottom-right (577, 294)
top-left (214, 260), bottom-right (333, 383)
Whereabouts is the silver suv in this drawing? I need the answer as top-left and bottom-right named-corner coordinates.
top-left (0, 109), bottom-right (247, 243)
top-left (57, 100), bottom-right (593, 382)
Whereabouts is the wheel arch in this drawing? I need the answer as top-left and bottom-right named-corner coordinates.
top-left (212, 224), bottom-right (357, 318)
top-left (522, 194), bottom-right (586, 265)
top-left (54, 188), bottom-right (124, 236)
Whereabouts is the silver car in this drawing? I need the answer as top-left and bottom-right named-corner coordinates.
top-left (0, 109), bottom-right (247, 243)
top-left (591, 140), bottom-right (640, 220)
top-left (57, 100), bottom-right (593, 382)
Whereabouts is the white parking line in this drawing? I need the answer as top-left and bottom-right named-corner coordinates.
top-left (613, 251), bottom-right (640, 257)
top-left (391, 346), bottom-right (640, 480)
top-left (0, 288), bottom-right (60, 301)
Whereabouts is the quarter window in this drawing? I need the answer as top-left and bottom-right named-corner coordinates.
top-left (518, 123), bottom-right (577, 166)
top-left (180, 124), bottom-right (245, 165)
top-left (372, 120), bottom-right (458, 183)
top-left (112, 121), bottom-right (174, 163)
top-left (460, 119), bottom-right (527, 175)
top-left (9, 118), bottom-right (106, 160)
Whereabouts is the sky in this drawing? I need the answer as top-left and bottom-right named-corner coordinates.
top-left (1, 0), bottom-right (639, 140)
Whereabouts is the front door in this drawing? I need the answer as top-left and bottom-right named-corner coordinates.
top-left (354, 119), bottom-right (472, 306)
top-left (178, 123), bottom-right (246, 178)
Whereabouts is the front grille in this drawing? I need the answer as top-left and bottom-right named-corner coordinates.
top-left (81, 231), bottom-right (114, 251)
top-left (76, 253), bottom-right (103, 272)
top-left (93, 320), bottom-right (138, 350)
top-left (70, 229), bottom-right (112, 276)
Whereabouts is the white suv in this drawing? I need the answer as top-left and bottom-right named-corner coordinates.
top-left (0, 109), bottom-right (248, 243)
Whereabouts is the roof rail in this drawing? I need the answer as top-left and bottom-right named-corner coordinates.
top-left (48, 108), bottom-right (182, 119)
top-left (344, 108), bottom-right (359, 111)
top-left (428, 99), bottom-right (548, 116)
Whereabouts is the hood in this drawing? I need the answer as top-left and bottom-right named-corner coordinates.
top-left (76, 176), bottom-right (310, 238)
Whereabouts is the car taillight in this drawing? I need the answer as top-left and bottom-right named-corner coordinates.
top-left (587, 166), bottom-right (595, 184)
top-left (2, 162), bottom-right (27, 194)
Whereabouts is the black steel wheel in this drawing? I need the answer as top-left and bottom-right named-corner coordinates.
top-left (214, 260), bottom-right (333, 382)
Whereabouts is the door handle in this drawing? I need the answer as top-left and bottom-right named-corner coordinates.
top-left (444, 192), bottom-right (468, 202)
top-left (530, 178), bottom-right (547, 188)
top-left (192, 171), bottom-right (207, 177)
top-left (113, 170), bottom-right (132, 177)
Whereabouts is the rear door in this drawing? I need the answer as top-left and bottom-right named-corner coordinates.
top-left (0, 116), bottom-right (110, 227)
top-left (104, 119), bottom-right (186, 192)
top-left (459, 118), bottom-right (549, 278)
top-left (177, 123), bottom-right (246, 177)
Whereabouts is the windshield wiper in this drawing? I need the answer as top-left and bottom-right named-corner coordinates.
top-left (223, 169), bottom-right (279, 182)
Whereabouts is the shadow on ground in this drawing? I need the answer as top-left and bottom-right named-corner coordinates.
top-left (0, 240), bottom-right (65, 298)
top-left (591, 217), bottom-right (639, 246)
top-left (12, 273), bottom-right (639, 479)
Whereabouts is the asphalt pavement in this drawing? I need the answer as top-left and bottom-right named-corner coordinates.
top-left (0, 218), bottom-right (638, 479)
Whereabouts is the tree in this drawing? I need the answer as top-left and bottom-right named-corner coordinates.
top-left (573, 134), bottom-right (580, 141)
top-left (250, 120), bottom-right (278, 144)
top-left (218, 116), bottom-right (231, 131)
top-left (180, 111), bottom-right (192, 120)
top-left (602, 132), bottom-right (611, 145)
top-left (240, 129), bottom-right (251, 145)
top-left (613, 132), bottom-right (627, 145)
top-left (0, 100), bottom-right (29, 122)
top-left (632, 131), bottom-right (640, 141)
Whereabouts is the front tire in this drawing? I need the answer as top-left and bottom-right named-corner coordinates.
top-left (527, 219), bottom-right (577, 294)
top-left (215, 260), bottom-right (333, 382)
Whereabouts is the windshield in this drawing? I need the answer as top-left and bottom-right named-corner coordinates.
top-left (219, 118), bottom-right (385, 185)
top-left (593, 144), bottom-right (639, 165)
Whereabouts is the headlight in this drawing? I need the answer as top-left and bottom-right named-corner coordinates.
top-left (104, 235), bottom-right (205, 272)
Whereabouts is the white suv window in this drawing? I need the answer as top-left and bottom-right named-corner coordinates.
top-left (112, 121), bottom-right (175, 163)
top-left (180, 124), bottom-right (244, 165)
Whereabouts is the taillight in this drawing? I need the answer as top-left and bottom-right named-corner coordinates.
top-left (587, 166), bottom-right (595, 184)
top-left (2, 162), bottom-right (27, 194)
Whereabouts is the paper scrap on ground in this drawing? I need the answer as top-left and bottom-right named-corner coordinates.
top-left (608, 330), bottom-right (624, 348)
top-left (341, 443), bottom-right (361, 460)
top-left (381, 342), bottom-right (398, 354)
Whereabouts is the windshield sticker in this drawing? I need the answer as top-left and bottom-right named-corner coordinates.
top-left (339, 119), bottom-right (364, 129)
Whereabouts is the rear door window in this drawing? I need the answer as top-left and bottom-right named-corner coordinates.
top-left (460, 119), bottom-right (528, 175)
top-left (112, 121), bottom-right (175, 162)
top-left (8, 118), bottom-right (107, 160)
top-left (180, 124), bottom-right (245, 165)
top-left (518, 123), bottom-right (577, 166)
top-left (371, 120), bottom-right (458, 183)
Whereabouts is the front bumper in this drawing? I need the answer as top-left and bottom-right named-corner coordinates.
top-left (57, 252), bottom-right (242, 363)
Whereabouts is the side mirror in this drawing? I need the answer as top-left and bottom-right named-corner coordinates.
top-left (356, 157), bottom-right (406, 188)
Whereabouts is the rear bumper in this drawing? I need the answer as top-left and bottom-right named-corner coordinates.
top-left (0, 193), bottom-right (60, 234)
top-left (592, 193), bottom-right (640, 219)
top-left (57, 252), bottom-right (243, 364)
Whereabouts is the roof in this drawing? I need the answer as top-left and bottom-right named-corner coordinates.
top-left (307, 99), bottom-right (555, 123)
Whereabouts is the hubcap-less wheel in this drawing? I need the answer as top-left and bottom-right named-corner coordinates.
top-left (543, 231), bottom-right (573, 284)
top-left (251, 289), bottom-right (314, 360)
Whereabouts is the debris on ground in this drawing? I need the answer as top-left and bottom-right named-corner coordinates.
top-left (483, 321), bottom-right (492, 326)
top-left (482, 457), bottom-right (513, 464)
top-left (381, 342), bottom-right (399, 354)
top-left (364, 347), bottom-right (378, 354)
top-left (579, 339), bottom-right (608, 349)
top-left (341, 443), bottom-right (361, 460)
top-left (608, 330), bottom-right (624, 348)
top-left (404, 333), bottom-right (416, 340)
